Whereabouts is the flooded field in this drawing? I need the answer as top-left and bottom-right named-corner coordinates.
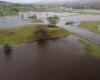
top-left (0, 12), bottom-right (100, 80)
top-left (1, 12), bottom-right (100, 27)
top-left (0, 35), bottom-right (100, 80)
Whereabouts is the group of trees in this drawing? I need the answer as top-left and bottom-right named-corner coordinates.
top-left (35, 15), bottom-right (59, 40)
top-left (47, 15), bottom-right (59, 27)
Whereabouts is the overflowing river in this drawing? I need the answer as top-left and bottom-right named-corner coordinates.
top-left (0, 35), bottom-right (100, 80)
top-left (0, 12), bottom-right (100, 80)
top-left (1, 12), bottom-right (100, 27)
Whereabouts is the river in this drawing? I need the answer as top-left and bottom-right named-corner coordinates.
top-left (0, 35), bottom-right (100, 80)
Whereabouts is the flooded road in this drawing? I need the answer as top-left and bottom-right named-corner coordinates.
top-left (0, 36), bottom-right (100, 80)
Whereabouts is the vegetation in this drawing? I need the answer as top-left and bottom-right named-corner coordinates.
top-left (0, 7), bottom-right (18, 16)
top-left (0, 24), bottom-right (35, 45)
top-left (47, 27), bottom-right (69, 39)
top-left (63, 3), bottom-right (100, 10)
top-left (79, 38), bottom-right (100, 57)
top-left (0, 5), bottom-right (64, 16)
top-left (3, 44), bottom-right (12, 54)
top-left (35, 24), bottom-right (47, 40)
top-left (47, 15), bottom-right (59, 27)
top-left (0, 24), bottom-right (70, 45)
top-left (79, 21), bottom-right (100, 34)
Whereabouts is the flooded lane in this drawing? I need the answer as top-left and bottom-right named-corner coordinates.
top-left (0, 37), bottom-right (100, 80)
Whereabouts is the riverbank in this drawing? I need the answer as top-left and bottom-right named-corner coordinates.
top-left (0, 24), bottom-right (70, 45)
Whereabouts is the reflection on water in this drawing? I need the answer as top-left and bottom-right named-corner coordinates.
top-left (4, 51), bottom-right (12, 62)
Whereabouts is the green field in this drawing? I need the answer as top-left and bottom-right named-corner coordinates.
top-left (79, 21), bottom-right (100, 34)
top-left (79, 38), bottom-right (100, 57)
top-left (0, 7), bottom-right (18, 16)
top-left (0, 6), bottom-right (62, 16)
top-left (0, 24), bottom-right (70, 45)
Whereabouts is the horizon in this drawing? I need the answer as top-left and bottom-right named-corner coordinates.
top-left (1, 0), bottom-right (78, 3)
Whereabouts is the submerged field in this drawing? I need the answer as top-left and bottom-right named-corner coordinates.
top-left (79, 21), bottom-right (100, 34)
top-left (0, 24), bottom-right (70, 45)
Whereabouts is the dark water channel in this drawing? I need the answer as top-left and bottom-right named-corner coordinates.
top-left (0, 36), bottom-right (100, 80)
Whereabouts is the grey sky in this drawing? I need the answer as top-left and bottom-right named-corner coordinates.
top-left (1, 0), bottom-right (78, 3)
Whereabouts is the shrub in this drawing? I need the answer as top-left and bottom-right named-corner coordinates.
top-left (3, 44), bottom-right (12, 54)
top-left (35, 24), bottom-right (47, 40)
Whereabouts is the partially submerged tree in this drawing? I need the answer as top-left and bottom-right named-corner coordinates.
top-left (3, 44), bottom-right (12, 54)
top-left (35, 24), bottom-right (47, 40)
top-left (33, 14), bottom-right (37, 20)
top-left (47, 15), bottom-right (59, 27)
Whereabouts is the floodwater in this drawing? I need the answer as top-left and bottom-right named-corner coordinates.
top-left (0, 35), bottom-right (100, 80)
top-left (1, 12), bottom-right (100, 27)
top-left (0, 15), bottom-right (29, 27)
top-left (0, 12), bottom-right (100, 80)
top-left (0, 12), bottom-right (100, 45)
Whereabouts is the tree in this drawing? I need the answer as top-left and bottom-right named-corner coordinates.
top-left (35, 24), bottom-right (47, 40)
top-left (3, 44), bottom-right (12, 54)
top-left (33, 14), bottom-right (37, 20)
top-left (0, 7), bottom-right (5, 16)
top-left (47, 15), bottom-right (59, 27)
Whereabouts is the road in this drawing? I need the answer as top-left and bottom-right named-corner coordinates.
top-left (58, 17), bottom-right (100, 46)
top-left (40, 12), bottom-right (100, 46)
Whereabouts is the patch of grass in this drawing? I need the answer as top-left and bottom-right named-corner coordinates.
top-left (79, 38), bottom-right (100, 57)
top-left (0, 24), bottom-right (36, 45)
top-left (0, 24), bottom-right (70, 45)
top-left (1, 7), bottom-right (18, 16)
top-left (47, 28), bottom-right (70, 39)
top-left (79, 21), bottom-right (100, 34)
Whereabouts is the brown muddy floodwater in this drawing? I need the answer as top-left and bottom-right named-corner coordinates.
top-left (0, 37), bottom-right (100, 80)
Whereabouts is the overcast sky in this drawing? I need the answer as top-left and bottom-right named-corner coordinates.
top-left (1, 0), bottom-right (78, 3)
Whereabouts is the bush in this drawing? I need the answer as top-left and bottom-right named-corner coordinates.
top-left (3, 44), bottom-right (12, 54)
top-left (35, 24), bottom-right (47, 40)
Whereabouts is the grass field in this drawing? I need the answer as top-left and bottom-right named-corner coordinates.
top-left (79, 38), bottom-right (100, 57)
top-left (79, 21), bottom-right (100, 34)
top-left (2, 7), bottom-right (18, 16)
top-left (73, 9), bottom-right (100, 15)
top-left (0, 24), bottom-right (70, 45)
top-left (0, 6), bottom-right (62, 16)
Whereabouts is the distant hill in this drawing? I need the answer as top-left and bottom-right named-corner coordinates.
top-left (0, 0), bottom-right (100, 10)
top-left (63, 0), bottom-right (100, 10)
top-left (77, 0), bottom-right (100, 4)
top-left (0, 1), bottom-right (12, 5)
